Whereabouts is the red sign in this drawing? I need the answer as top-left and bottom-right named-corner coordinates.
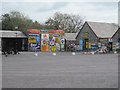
top-left (56, 30), bottom-right (64, 34)
top-left (29, 29), bottom-right (40, 34)
top-left (91, 43), bottom-right (98, 46)
top-left (48, 30), bottom-right (55, 33)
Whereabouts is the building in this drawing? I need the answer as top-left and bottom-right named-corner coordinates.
top-left (0, 30), bottom-right (28, 52)
top-left (76, 21), bottom-right (119, 51)
top-left (64, 33), bottom-right (78, 51)
top-left (28, 29), bottom-right (65, 51)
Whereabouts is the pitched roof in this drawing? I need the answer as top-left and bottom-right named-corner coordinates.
top-left (0, 30), bottom-right (27, 38)
top-left (87, 21), bottom-right (119, 38)
top-left (65, 33), bottom-right (77, 40)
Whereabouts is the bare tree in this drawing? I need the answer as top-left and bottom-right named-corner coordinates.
top-left (45, 12), bottom-right (84, 33)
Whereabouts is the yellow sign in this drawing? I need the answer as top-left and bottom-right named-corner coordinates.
top-left (89, 43), bottom-right (91, 48)
top-left (29, 37), bottom-right (36, 43)
top-left (51, 46), bottom-right (56, 51)
top-left (55, 37), bottom-right (59, 43)
top-left (86, 42), bottom-right (88, 48)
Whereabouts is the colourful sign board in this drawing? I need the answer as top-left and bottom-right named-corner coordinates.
top-left (29, 29), bottom-right (40, 34)
top-left (30, 43), bottom-right (40, 50)
top-left (28, 37), bottom-right (36, 43)
top-left (41, 45), bottom-right (47, 51)
top-left (56, 30), bottom-right (64, 34)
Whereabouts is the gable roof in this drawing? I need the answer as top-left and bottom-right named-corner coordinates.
top-left (0, 30), bottom-right (27, 38)
top-left (76, 21), bottom-right (119, 39)
top-left (65, 33), bottom-right (78, 40)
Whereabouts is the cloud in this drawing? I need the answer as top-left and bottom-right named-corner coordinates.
top-left (2, 0), bottom-right (120, 2)
top-left (1, 2), bottom-right (118, 24)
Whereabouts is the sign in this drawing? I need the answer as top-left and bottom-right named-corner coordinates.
top-left (40, 30), bottom-right (48, 33)
top-left (89, 43), bottom-right (91, 48)
top-left (79, 40), bottom-right (83, 50)
top-left (41, 45), bottom-right (47, 51)
top-left (56, 30), bottom-right (64, 34)
top-left (86, 42), bottom-right (88, 48)
top-left (29, 37), bottom-right (36, 43)
top-left (51, 46), bottom-right (56, 51)
top-left (48, 40), bottom-right (56, 46)
top-left (41, 34), bottom-right (49, 40)
top-left (98, 43), bottom-right (101, 47)
top-left (91, 43), bottom-right (98, 46)
top-left (30, 43), bottom-right (40, 50)
top-left (61, 39), bottom-right (65, 45)
top-left (29, 29), bottom-right (40, 34)
top-left (84, 31), bottom-right (88, 37)
top-left (91, 46), bottom-right (99, 49)
top-left (61, 44), bottom-right (64, 49)
top-left (36, 36), bottom-right (39, 42)
top-left (29, 33), bottom-right (38, 36)
top-left (48, 30), bottom-right (55, 33)
top-left (54, 34), bottom-right (60, 37)
top-left (116, 43), bottom-right (119, 49)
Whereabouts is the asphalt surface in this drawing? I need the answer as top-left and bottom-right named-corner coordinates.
top-left (2, 52), bottom-right (118, 88)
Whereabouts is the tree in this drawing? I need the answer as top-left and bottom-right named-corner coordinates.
top-left (1, 11), bottom-right (33, 31)
top-left (45, 12), bottom-right (84, 33)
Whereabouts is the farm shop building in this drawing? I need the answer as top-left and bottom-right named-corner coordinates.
top-left (76, 21), bottom-right (120, 51)
top-left (28, 29), bottom-right (65, 51)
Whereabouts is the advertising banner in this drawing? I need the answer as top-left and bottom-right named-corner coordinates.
top-left (41, 45), bottom-right (47, 51)
top-left (30, 43), bottom-right (40, 50)
top-left (29, 33), bottom-right (38, 36)
top-left (41, 34), bottom-right (49, 40)
top-left (98, 43), bottom-right (101, 47)
top-left (61, 44), bottom-right (64, 49)
top-left (79, 40), bottom-right (83, 50)
top-left (89, 43), bottom-right (91, 49)
top-left (116, 43), bottom-right (120, 49)
top-left (28, 37), bottom-right (36, 43)
top-left (56, 30), bottom-right (64, 34)
top-left (40, 30), bottom-right (48, 33)
top-left (91, 43), bottom-right (98, 46)
top-left (91, 46), bottom-right (99, 49)
top-left (48, 30), bottom-right (55, 33)
top-left (29, 29), bottom-right (40, 34)
top-left (112, 43), bottom-right (116, 50)
top-left (61, 39), bottom-right (65, 45)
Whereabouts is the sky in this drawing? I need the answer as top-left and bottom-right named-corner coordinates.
top-left (1, 0), bottom-right (119, 24)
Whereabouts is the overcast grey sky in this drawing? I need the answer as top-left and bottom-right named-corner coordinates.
top-left (1, 0), bottom-right (119, 24)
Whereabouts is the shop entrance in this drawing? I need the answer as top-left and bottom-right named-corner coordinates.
top-left (84, 39), bottom-right (88, 50)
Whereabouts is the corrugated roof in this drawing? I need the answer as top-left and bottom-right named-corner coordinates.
top-left (0, 30), bottom-right (27, 38)
top-left (87, 21), bottom-right (119, 38)
top-left (65, 33), bottom-right (77, 40)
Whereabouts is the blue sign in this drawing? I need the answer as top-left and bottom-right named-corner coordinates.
top-left (79, 40), bottom-right (83, 50)
top-left (40, 30), bottom-right (48, 33)
top-left (29, 33), bottom-right (38, 36)
top-left (30, 43), bottom-right (40, 50)
top-left (36, 36), bottom-right (39, 42)
top-left (91, 46), bottom-right (99, 49)
top-left (79, 40), bottom-right (83, 44)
